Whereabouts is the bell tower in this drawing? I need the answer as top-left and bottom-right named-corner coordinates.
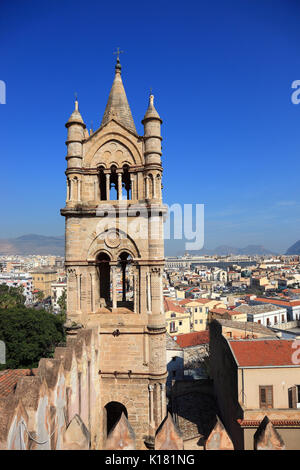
top-left (61, 56), bottom-right (167, 449)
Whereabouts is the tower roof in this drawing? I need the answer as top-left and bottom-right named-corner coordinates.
top-left (100, 58), bottom-right (137, 135)
top-left (66, 99), bottom-right (85, 127)
top-left (143, 94), bottom-right (161, 122)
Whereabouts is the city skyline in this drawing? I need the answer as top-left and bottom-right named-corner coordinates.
top-left (1, 0), bottom-right (300, 253)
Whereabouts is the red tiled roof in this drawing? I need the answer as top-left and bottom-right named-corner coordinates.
top-left (0, 369), bottom-right (35, 397)
top-left (174, 330), bottom-right (209, 348)
top-left (255, 297), bottom-right (300, 307)
top-left (229, 339), bottom-right (296, 367)
top-left (211, 308), bottom-right (245, 316)
top-left (164, 298), bottom-right (185, 314)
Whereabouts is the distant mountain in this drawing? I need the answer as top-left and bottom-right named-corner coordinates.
top-left (179, 244), bottom-right (276, 257)
top-left (286, 240), bottom-right (300, 255)
top-left (0, 234), bottom-right (64, 256)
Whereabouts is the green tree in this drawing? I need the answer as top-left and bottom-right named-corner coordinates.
top-left (35, 290), bottom-right (44, 302)
top-left (0, 307), bottom-right (66, 370)
top-left (0, 284), bottom-right (25, 309)
top-left (57, 288), bottom-right (66, 318)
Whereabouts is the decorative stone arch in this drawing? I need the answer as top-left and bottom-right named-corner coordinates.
top-left (86, 228), bottom-right (140, 263)
top-left (84, 131), bottom-right (143, 168)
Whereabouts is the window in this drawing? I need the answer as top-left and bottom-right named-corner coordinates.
top-left (195, 320), bottom-right (198, 324)
top-left (171, 313), bottom-right (176, 318)
top-left (179, 321), bottom-right (182, 326)
top-left (274, 316), bottom-right (277, 324)
top-left (282, 314), bottom-right (285, 322)
top-left (195, 308), bottom-right (198, 312)
top-left (288, 385), bottom-right (300, 408)
top-left (267, 318), bottom-right (270, 326)
top-left (170, 321), bottom-right (176, 333)
top-left (257, 320), bottom-right (261, 324)
top-left (200, 319), bottom-right (203, 324)
top-left (259, 386), bottom-right (273, 408)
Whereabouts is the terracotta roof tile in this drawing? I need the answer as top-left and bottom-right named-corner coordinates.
top-left (0, 369), bottom-right (35, 398)
top-left (229, 339), bottom-right (296, 367)
top-left (174, 331), bottom-right (209, 348)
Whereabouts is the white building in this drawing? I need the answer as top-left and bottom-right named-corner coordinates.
top-left (0, 273), bottom-right (33, 304)
top-left (51, 281), bottom-right (67, 313)
top-left (233, 304), bottom-right (287, 327)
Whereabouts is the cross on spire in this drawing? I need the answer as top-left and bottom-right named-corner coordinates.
top-left (113, 47), bottom-right (124, 61)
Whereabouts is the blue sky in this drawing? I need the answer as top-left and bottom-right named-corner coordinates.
top-left (0, 0), bottom-right (300, 254)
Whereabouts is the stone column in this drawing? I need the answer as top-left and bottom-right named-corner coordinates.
top-left (94, 179), bottom-right (98, 201)
top-left (150, 267), bottom-right (161, 316)
top-left (145, 176), bottom-right (149, 199)
top-left (130, 174), bottom-right (134, 200)
top-left (117, 172), bottom-right (122, 201)
top-left (90, 273), bottom-right (95, 312)
top-left (70, 179), bottom-right (74, 201)
top-left (78, 179), bottom-right (81, 202)
top-left (111, 266), bottom-right (117, 309)
top-left (106, 173), bottom-right (110, 201)
top-left (66, 179), bottom-right (70, 202)
top-left (160, 273), bottom-right (164, 314)
top-left (76, 273), bottom-right (81, 312)
top-left (133, 273), bottom-right (137, 313)
top-left (139, 266), bottom-right (147, 314)
top-left (152, 175), bottom-right (157, 199)
top-left (122, 263), bottom-right (126, 302)
top-left (148, 384), bottom-right (155, 429)
top-left (146, 272), bottom-right (152, 314)
top-left (160, 383), bottom-right (166, 421)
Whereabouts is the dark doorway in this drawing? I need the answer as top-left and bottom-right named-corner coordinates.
top-left (96, 252), bottom-right (111, 303)
top-left (105, 401), bottom-right (128, 436)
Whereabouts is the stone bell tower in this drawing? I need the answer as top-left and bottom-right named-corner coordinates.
top-left (61, 55), bottom-right (167, 449)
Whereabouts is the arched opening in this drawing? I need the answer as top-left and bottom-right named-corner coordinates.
top-left (117, 252), bottom-right (133, 310)
top-left (98, 166), bottom-right (106, 201)
top-left (110, 165), bottom-right (118, 200)
top-left (96, 252), bottom-right (111, 303)
top-left (122, 165), bottom-right (131, 200)
top-left (105, 401), bottom-right (128, 436)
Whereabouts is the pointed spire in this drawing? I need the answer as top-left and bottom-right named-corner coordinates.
top-left (100, 58), bottom-right (137, 135)
top-left (143, 92), bottom-right (161, 122)
top-left (66, 95), bottom-right (85, 127)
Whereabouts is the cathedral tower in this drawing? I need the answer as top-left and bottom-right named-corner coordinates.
top-left (61, 56), bottom-right (167, 449)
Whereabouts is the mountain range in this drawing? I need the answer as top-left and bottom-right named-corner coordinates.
top-left (0, 235), bottom-right (65, 256)
top-left (0, 234), bottom-right (284, 257)
top-left (183, 244), bottom-right (276, 256)
top-left (1, 234), bottom-right (299, 257)
top-left (285, 240), bottom-right (300, 255)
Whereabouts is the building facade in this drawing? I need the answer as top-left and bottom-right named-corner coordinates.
top-left (61, 57), bottom-right (167, 449)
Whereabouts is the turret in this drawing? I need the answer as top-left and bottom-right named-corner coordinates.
top-left (65, 98), bottom-right (86, 169)
top-left (142, 94), bottom-right (162, 166)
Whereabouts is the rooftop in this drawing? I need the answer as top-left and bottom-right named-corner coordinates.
top-left (229, 338), bottom-right (297, 367)
top-left (234, 304), bottom-right (284, 314)
top-left (174, 331), bottom-right (210, 348)
top-left (0, 369), bottom-right (36, 398)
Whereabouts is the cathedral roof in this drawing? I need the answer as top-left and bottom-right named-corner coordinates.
top-left (100, 58), bottom-right (137, 135)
